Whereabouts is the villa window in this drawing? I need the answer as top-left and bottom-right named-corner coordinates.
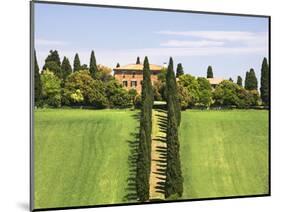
top-left (122, 71), bottom-right (125, 78)
top-left (132, 71), bottom-right (136, 78)
top-left (123, 80), bottom-right (128, 87)
top-left (131, 80), bottom-right (137, 88)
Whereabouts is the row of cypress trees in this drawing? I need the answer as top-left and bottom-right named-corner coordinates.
top-left (165, 57), bottom-right (183, 198)
top-left (136, 56), bottom-right (153, 201)
top-left (136, 56), bottom-right (183, 201)
top-left (34, 49), bottom-right (100, 106)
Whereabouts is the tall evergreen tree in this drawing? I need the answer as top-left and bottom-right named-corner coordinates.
top-left (136, 56), bottom-right (141, 64)
top-left (89, 50), bottom-right (98, 79)
top-left (229, 77), bottom-right (233, 82)
top-left (165, 57), bottom-right (183, 198)
top-left (245, 68), bottom-right (258, 90)
top-left (116, 63), bottom-right (120, 68)
top-left (61, 56), bottom-right (72, 80)
top-left (260, 57), bottom-right (269, 105)
top-left (73, 53), bottom-right (81, 72)
top-left (44, 50), bottom-right (61, 67)
top-left (176, 63), bottom-right (184, 77)
top-left (34, 50), bottom-right (42, 106)
top-left (136, 56), bottom-right (153, 201)
top-left (244, 71), bottom-right (249, 88)
top-left (207, 65), bottom-right (214, 78)
top-left (43, 50), bottom-right (63, 78)
top-left (237, 75), bottom-right (243, 86)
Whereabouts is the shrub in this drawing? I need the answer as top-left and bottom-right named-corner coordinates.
top-left (41, 69), bottom-right (62, 107)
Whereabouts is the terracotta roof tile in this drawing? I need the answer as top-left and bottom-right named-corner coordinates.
top-left (113, 63), bottom-right (162, 71)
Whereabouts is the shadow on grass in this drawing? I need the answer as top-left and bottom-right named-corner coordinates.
top-left (152, 108), bottom-right (168, 196)
top-left (123, 112), bottom-right (140, 202)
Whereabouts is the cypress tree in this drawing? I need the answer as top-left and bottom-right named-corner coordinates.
top-left (43, 50), bottom-right (63, 78)
top-left (229, 77), bottom-right (233, 82)
top-left (136, 56), bottom-right (141, 64)
top-left (207, 65), bottom-right (213, 78)
top-left (244, 71), bottom-right (249, 88)
top-left (73, 53), bottom-right (81, 72)
top-left (61, 56), bottom-right (72, 80)
top-left (116, 63), bottom-right (120, 68)
top-left (245, 68), bottom-right (258, 90)
top-left (176, 63), bottom-right (184, 77)
top-left (136, 56), bottom-right (153, 201)
top-left (165, 57), bottom-right (183, 198)
top-left (89, 50), bottom-right (98, 79)
top-left (44, 50), bottom-right (61, 67)
top-left (260, 57), bottom-right (269, 105)
top-left (237, 76), bottom-right (243, 86)
top-left (34, 50), bottom-right (42, 106)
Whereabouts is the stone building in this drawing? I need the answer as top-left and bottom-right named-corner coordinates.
top-left (113, 63), bottom-right (163, 93)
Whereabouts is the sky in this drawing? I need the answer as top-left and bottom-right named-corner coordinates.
top-left (34, 2), bottom-right (269, 84)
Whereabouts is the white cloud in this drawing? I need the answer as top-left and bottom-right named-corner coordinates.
top-left (156, 30), bottom-right (267, 43)
top-left (35, 30), bottom-right (268, 70)
top-left (35, 39), bottom-right (68, 46)
top-left (160, 40), bottom-right (225, 47)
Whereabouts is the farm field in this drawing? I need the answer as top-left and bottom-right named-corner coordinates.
top-left (180, 110), bottom-right (269, 199)
top-left (34, 109), bottom-right (138, 209)
top-left (34, 109), bottom-right (269, 209)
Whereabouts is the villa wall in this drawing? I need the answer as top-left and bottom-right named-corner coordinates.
top-left (114, 70), bottom-right (159, 93)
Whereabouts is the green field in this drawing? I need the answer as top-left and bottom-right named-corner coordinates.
top-left (34, 109), bottom-right (269, 209)
top-left (180, 110), bottom-right (269, 199)
top-left (34, 109), bottom-right (138, 209)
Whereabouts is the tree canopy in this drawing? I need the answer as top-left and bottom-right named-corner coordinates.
top-left (136, 56), bottom-right (153, 201)
top-left (237, 76), bottom-right (243, 87)
top-left (207, 66), bottom-right (214, 78)
top-left (89, 50), bottom-right (98, 79)
top-left (136, 56), bottom-right (141, 64)
top-left (165, 57), bottom-right (183, 198)
top-left (34, 50), bottom-right (42, 106)
top-left (176, 63), bottom-right (184, 77)
top-left (44, 50), bottom-right (61, 67)
top-left (61, 56), bottom-right (72, 80)
top-left (41, 69), bottom-right (62, 107)
top-left (245, 68), bottom-right (258, 90)
top-left (260, 57), bottom-right (269, 105)
top-left (73, 53), bottom-right (81, 72)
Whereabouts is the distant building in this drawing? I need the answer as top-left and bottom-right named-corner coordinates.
top-left (113, 63), bottom-right (163, 93)
top-left (207, 78), bottom-right (224, 88)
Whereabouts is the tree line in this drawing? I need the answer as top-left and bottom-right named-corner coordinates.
top-left (34, 50), bottom-right (138, 109)
top-left (153, 58), bottom-right (269, 109)
top-left (136, 56), bottom-right (183, 201)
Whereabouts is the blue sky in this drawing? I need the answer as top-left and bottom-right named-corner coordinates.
top-left (34, 2), bottom-right (269, 84)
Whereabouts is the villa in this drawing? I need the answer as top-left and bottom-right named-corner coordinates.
top-left (113, 63), bottom-right (163, 93)
top-left (207, 77), bottom-right (224, 88)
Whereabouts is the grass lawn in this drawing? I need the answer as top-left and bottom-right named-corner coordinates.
top-left (179, 110), bottom-right (269, 199)
top-left (34, 109), bottom-right (138, 209)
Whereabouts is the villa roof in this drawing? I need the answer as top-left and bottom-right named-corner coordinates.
top-left (207, 77), bottom-right (224, 85)
top-left (113, 63), bottom-right (162, 71)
